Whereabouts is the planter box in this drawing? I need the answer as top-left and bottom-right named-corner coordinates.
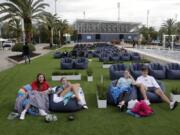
top-left (88, 59), bottom-right (92, 62)
top-left (96, 95), bottom-right (107, 108)
top-left (170, 93), bottom-right (180, 102)
top-left (102, 64), bottom-right (112, 69)
top-left (87, 76), bottom-right (93, 82)
top-left (52, 74), bottom-right (81, 81)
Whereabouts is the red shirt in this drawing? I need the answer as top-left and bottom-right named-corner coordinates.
top-left (31, 81), bottom-right (50, 92)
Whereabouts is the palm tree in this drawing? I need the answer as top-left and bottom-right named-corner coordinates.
top-left (175, 22), bottom-right (180, 35)
top-left (8, 18), bottom-right (22, 42)
top-left (55, 19), bottom-right (68, 46)
top-left (0, 0), bottom-right (49, 43)
top-left (162, 18), bottom-right (176, 36)
top-left (40, 12), bottom-right (59, 48)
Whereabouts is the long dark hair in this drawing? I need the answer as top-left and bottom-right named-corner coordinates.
top-left (36, 73), bottom-right (46, 89)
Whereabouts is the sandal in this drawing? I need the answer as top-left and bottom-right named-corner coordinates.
top-left (117, 103), bottom-right (125, 112)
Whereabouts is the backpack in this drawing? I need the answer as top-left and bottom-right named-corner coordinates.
top-left (131, 100), bottom-right (153, 117)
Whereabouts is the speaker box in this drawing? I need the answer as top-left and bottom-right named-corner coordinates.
top-left (78, 34), bottom-right (82, 40)
top-left (95, 34), bottom-right (101, 40)
top-left (119, 34), bottom-right (124, 40)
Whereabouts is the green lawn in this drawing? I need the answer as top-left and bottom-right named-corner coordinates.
top-left (0, 47), bottom-right (180, 135)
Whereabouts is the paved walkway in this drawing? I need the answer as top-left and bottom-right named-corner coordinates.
top-left (125, 48), bottom-right (180, 64)
top-left (0, 43), bottom-right (50, 72)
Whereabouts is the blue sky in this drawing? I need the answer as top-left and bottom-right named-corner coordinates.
top-left (1, 0), bottom-right (180, 29)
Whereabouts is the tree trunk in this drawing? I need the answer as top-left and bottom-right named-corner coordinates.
top-left (24, 17), bottom-right (32, 43)
top-left (58, 30), bottom-right (61, 47)
top-left (49, 28), bottom-right (53, 48)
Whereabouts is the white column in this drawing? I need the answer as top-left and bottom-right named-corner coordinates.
top-left (163, 35), bottom-right (166, 48)
top-left (171, 35), bottom-right (175, 51)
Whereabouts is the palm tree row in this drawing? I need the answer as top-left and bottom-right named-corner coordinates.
top-left (139, 18), bottom-right (180, 45)
top-left (0, 0), bottom-right (49, 43)
top-left (0, 0), bottom-right (71, 47)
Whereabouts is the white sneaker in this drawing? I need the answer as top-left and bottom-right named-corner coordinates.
top-left (170, 101), bottom-right (178, 110)
top-left (82, 105), bottom-right (88, 109)
top-left (19, 110), bottom-right (26, 120)
top-left (39, 109), bottom-right (48, 116)
top-left (72, 94), bottom-right (76, 98)
top-left (144, 99), bottom-right (151, 105)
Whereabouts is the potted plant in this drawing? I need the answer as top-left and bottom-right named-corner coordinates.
top-left (87, 68), bottom-right (93, 82)
top-left (170, 88), bottom-right (180, 102)
top-left (52, 71), bottom-right (81, 81)
top-left (96, 83), bottom-right (107, 108)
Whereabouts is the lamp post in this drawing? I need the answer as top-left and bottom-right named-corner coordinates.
top-left (0, 23), bottom-right (2, 37)
top-left (55, 0), bottom-right (58, 14)
top-left (117, 2), bottom-right (120, 22)
top-left (117, 2), bottom-right (120, 34)
top-left (147, 10), bottom-right (149, 28)
top-left (83, 11), bottom-right (86, 20)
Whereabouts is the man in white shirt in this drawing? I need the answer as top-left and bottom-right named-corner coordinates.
top-left (135, 66), bottom-right (178, 110)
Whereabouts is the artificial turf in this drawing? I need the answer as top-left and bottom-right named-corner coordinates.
top-left (0, 46), bottom-right (180, 135)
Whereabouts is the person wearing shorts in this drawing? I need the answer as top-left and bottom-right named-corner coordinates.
top-left (135, 66), bottom-right (178, 110)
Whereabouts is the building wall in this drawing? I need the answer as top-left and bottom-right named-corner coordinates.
top-left (78, 33), bottom-right (139, 42)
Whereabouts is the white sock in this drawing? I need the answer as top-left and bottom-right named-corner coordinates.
top-left (39, 109), bottom-right (48, 116)
top-left (170, 101), bottom-right (175, 109)
top-left (20, 110), bottom-right (27, 120)
top-left (144, 99), bottom-right (151, 105)
top-left (78, 100), bottom-right (83, 106)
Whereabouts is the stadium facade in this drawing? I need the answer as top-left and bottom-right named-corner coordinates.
top-left (74, 19), bottom-right (141, 42)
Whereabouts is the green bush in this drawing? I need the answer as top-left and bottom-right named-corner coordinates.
top-left (97, 83), bottom-right (107, 100)
top-left (141, 59), bottom-right (151, 63)
top-left (12, 43), bottom-right (36, 52)
top-left (52, 71), bottom-right (80, 76)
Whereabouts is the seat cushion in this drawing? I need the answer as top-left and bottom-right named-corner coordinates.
top-left (49, 94), bottom-right (82, 112)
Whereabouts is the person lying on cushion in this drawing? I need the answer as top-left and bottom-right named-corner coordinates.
top-left (19, 73), bottom-right (52, 120)
top-left (53, 77), bottom-right (88, 109)
top-left (111, 70), bottom-right (136, 111)
top-left (135, 66), bottom-right (178, 110)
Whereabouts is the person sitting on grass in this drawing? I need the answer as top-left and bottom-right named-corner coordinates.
top-left (111, 70), bottom-right (136, 111)
top-left (19, 73), bottom-right (52, 120)
top-left (135, 66), bottom-right (178, 110)
top-left (53, 77), bottom-right (88, 109)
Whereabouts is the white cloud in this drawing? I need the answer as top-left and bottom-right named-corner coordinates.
top-left (0, 0), bottom-right (180, 29)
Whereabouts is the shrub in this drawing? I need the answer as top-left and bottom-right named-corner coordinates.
top-left (52, 71), bottom-right (80, 76)
top-left (97, 83), bottom-right (107, 100)
top-left (12, 43), bottom-right (36, 52)
top-left (141, 59), bottom-right (151, 63)
top-left (103, 61), bottom-right (122, 64)
top-left (87, 68), bottom-right (93, 76)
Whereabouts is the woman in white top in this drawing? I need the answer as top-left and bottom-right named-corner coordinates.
top-left (136, 66), bottom-right (178, 110)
